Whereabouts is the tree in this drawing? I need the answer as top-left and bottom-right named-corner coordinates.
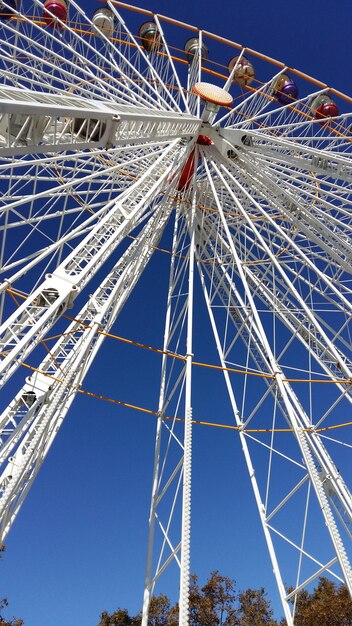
top-left (97, 572), bottom-right (352, 626)
top-left (0, 597), bottom-right (24, 626)
top-left (97, 595), bottom-right (172, 626)
top-left (0, 546), bottom-right (24, 626)
top-left (235, 587), bottom-right (277, 626)
top-left (292, 577), bottom-right (352, 626)
top-left (97, 573), bottom-right (276, 626)
top-left (189, 571), bottom-right (237, 626)
top-left (147, 594), bottom-right (171, 626)
top-left (97, 608), bottom-right (133, 626)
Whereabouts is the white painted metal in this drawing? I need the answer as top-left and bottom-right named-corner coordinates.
top-left (0, 86), bottom-right (199, 156)
top-left (0, 3), bottom-right (351, 626)
top-left (179, 178), bottom-right (197, 626)
top-left (141, 204), bottom-right (183, 626)
top-left (0, 195), bottom-right (175, 538)
top-left (0, 140), bottom-right (187, 387)
top-left (194, 159), bottom-right (352, 613)
top-left (141, 201), bottom-right (192, 626)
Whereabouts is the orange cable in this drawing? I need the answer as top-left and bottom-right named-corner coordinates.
top-left (16, 358), bottom-right (352, 434)
top-left (4, 287), bottom-right (351, 385)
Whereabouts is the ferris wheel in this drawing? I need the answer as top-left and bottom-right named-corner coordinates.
top-left (0, 0), bottom-right (351, 623)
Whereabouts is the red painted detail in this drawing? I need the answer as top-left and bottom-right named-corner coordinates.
top-left (197, 134), bottom-right (212, 145)
top-left (315, 102), bottom-right (339, 126)
top-left (174, 137), bottom-right (211, 191)
top-left (177, 149), bottom-right (195, 191)
top-left (43, 0), bottom-right (67, 26)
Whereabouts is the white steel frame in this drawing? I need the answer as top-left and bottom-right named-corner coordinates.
top-left (0, 2), bottom-right (351, 625)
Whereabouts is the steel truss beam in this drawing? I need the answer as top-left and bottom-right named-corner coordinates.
top-left (0, 87), bottom-right (199, 156)
top-left (219, 128), bottom-right (352, 184)
top-left (0, 5), bottom-right (351, 624)
top-left (0, 196), bottom-right (174, 539)
top-left (198, 217), bottom-right (352, 521)
top-left (190, 150), bottom-right (352, 622)
top-left (0, 140), bottom-right (186, 388)
top-left (203, 147), bottom-right (352, 377)
top-left (142, 189), bottom-right (197, 626)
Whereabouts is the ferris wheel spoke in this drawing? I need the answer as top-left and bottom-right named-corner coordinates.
top-left (247, 156), bottom-right (352, 222)
top-left (199, 209), bottom-right (352, 401)
top-left (202, 231), bottom-right (350, 433)
top-left (0, 16), bottom-right (128, 102)
top-left (60, 0), bottom-right (184, 112)
top-left (195, 192), bottom-right (351, 388)
top-left (215, 67), bottom-right (290, 129)
top-left (152, 15), bottom-right (190, 115)
top-left (0, 141), bottom-right (176, 281)
top-left (202, 172), bottom-right (351, 413)
top-left (0, 37), bottom-right (102, 101)
top-left (219, 86), bottom-right (352, 162)
top-left (207, 151), bottom-right (352, 314)
top-left (246, 110), bottom-right (352, 147)
top-left (197, 239), bottom-right (352, 613)
top-left (222, 86), bottom-right (330, 132)
top-left (206, 152), bottom-right (352, 317)
top-left (223, 256), bottom-right (351, 391)
top-left (198, 238), bottom-right (315, 438)
top-left (100, 3), bottom-right (185, 114)
top-left (246, 258), bottom-right (351, 370)
top-left (231, 162), bottom-right (352, 282)
top-left (17, 5), bottom-right (159, 106)
top-left (0, 202), bottom-right (105, 284)
top-left (184, 32), bottom-right (207, 117)
top-left (0, 141), bottom-right (177, 221)
top-left (240, 265), bottom-right (352, 405)
top-left (203, 139), bottom-right (352, 265)
top-left (194, 194), bottom-right (352, 608)
top-left (0, 140), bottom-right (184, 388)
top-left (200, 154), bottom-right (352, 424)
top-left (237, 131), bottom-right (352, 183)
top-left (196, 231), bottom-right (274, 382)
top-left (0, 195), bottom-right (173, 540)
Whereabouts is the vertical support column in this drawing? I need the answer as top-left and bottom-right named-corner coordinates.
top-left (141, 206), bottom-right (181, 626)
top-left (196, 260), bottom-right (294, 626)
top-left (179, 187), bottom-right (196, 626)
top-left (196, 31), bottom-right (203, 119)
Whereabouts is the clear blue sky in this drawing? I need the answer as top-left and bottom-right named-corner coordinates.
top-left (2, 1), bottom-right (352, 625)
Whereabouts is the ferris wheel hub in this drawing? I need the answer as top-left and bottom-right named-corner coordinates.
top-left (193, 82), bottom-right (233, 122)
top-left (193, 82), bottom-right (233, 107)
